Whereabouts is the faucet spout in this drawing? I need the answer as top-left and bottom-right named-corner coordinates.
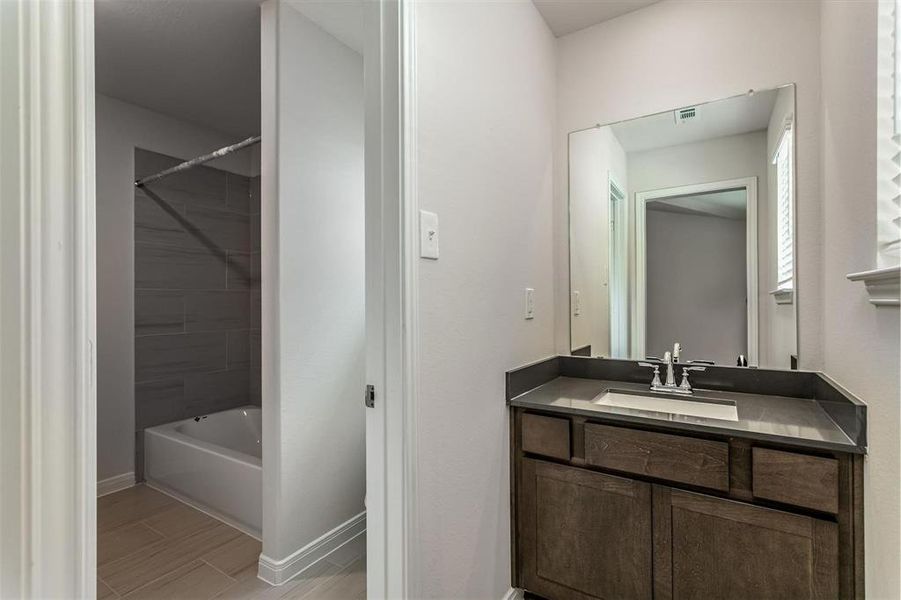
top-left (663, 351), bottom-right (676, 387)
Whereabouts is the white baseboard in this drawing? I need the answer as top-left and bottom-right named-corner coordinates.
top-left (257, 511), bottom-right (366, 586)
top-left (502, 588), bottom-right (524, 600)
top-left (97, 472), bottom-right (135, 497)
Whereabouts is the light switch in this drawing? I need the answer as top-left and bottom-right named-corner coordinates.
top-left (420, 210), bottom-right (439, 259)
top-left (572, 290), bottom-right (581, 316)
top-left (524, 288), bottom-right (535, 320)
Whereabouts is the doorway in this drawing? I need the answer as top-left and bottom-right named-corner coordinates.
top-left (634, 178), bottom-right (759, 364)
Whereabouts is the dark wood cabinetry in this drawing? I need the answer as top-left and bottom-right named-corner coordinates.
top-left (653, 486), bottom-right (838, 600)
top-left (512, 409), bottom-right (864, 600)
top-left (519, 459), bottom-right (652, 600)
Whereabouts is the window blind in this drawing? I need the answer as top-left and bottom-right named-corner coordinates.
top-left (774, 127), bottom-right (794, 290)
top-left (878, 0), bottom-right (901, 267)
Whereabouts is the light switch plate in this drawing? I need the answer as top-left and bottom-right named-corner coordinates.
top-left (524, 288), bottom-right (535, 320)
top-left (572, 290), bottom-right (581, 316)
top-left (420, 210), bottom-right (439, 259)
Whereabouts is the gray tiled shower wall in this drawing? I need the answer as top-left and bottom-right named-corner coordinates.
top-left (134, 148), bottom-right (261, 479)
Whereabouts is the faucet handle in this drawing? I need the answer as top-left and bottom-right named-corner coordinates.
top-left (679, 365), bottom-right (706, 391)
top-left (638, 362), bottom-right (663, 388)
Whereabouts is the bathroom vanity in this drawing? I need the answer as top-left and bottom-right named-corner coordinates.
top-left (508, 356), bottom-right (866, 600)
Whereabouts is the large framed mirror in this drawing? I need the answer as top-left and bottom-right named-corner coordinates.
top-left (568, 84), bottom-right (798, 369)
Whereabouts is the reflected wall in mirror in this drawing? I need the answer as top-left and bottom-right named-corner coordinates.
top-left (569, 84), bottom-right (798, 369)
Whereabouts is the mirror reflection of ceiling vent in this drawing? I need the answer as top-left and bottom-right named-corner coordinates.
top-left (675, 107), bottom-right (697, 125)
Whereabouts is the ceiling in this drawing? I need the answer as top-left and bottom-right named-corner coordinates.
top-left (94, 0), bottom-right (363, 139)
top-left (95, 0), bottom-right (263, 138)
top-left (532, 0), bottom-right (659, 37)
top-left (649, 189), bottom-right (748, 220)
top-left (609, 88), bottom-right (780, 154)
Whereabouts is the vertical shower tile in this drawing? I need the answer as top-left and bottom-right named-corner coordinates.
top-left (134, 332), bottom-right (227, 383)
top-left (227, 331), bottom-right (250, 369)
top-left (185, 206), bottom-right (250, 252)
top-left (183, 369), bottom-right (250, 416)
top-left (133, 148), bottom-right (257, 473)
top-left (225, 252), bottom-right (252, 290)
top-left (184, 291), bottom-right (249, 331)
top-left (135, 291), bottom-right (185, 335)
top-left (135, 379), bottom-right (186, 430)
top-left (134, 192), bottom-right (188, 247)
top-left (135, 244), bottom-right (227, 290)
top-left (226, 173), bottom-right (251, 214)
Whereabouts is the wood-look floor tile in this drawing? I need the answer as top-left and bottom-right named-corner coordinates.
top-left (211, 559), bottom-right (340, 600)
top-left (207, 569), bottom-right (273, 600)
top-left (123, 559), bottom-right (234, 600)
top-left (304, 559), bottom-right (366, 600)
top-left (202, 534), bottom-right (261, 577)
top-left (98, 522), bottom-right (165, 566)
top-left (143, 501), bottom-right (219, 540)
top-left (98, 578), bottom-right (118, 599)
top-left (99, 522), bottom-right (242, 596)
top-left (98, 486), bottom-right (176, 533)
top-left (278, 561), bottom-right (350, 600)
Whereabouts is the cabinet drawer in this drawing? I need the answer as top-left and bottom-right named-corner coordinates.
top-left (584, 424), bottom-right (729, 491)
top-left (752, 448), bottom-right (839, 514)
top-left (522, 413), bottom-right (570, 460)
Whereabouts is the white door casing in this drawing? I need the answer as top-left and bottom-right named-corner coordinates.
top-left (0, 0), bottom-right (97, 598)
top-left (364, 0), bottom-right (419, 598)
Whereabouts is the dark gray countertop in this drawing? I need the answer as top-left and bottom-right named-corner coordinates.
top-left (509, 375), bottom-right (862, 453)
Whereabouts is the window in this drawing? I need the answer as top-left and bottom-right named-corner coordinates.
top-left (877, 0), bottom-right (901, 268)
top-left (773, 124), bottom-right (794, 291)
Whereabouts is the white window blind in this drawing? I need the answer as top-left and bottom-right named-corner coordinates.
top-left (877, 0), bottom-right (901, 267)
top-left (774, 126), bottom-right (794, 290)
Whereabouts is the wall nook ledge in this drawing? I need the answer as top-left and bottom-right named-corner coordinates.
top-left (846, 265), bottom-right (900, 307)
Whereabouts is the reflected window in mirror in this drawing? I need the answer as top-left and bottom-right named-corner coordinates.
top-left (773, 118), bottom-right (794, 296)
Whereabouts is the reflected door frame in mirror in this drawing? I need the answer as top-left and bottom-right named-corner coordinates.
top-left (634, 177), bottom-right (759, 365)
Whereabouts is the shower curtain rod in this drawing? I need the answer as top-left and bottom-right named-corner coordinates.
top-left (134, 135), bottom-right (261, 188)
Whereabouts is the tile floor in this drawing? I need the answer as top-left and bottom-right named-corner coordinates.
top-left (97, 485), bottom-right (365, 599)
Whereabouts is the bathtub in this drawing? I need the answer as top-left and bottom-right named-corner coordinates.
top-left (144, 406), bottom-right (262, 539)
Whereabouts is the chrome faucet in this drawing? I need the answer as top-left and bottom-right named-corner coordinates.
top-left (638, 342), bottom-right (706, 395)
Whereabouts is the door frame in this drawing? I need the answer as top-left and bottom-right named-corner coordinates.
top-left (0, 0), bottom-right (97, 597)
top-left (607, 174), bottom-right (629, 358)
top-left (364, 0), bottom-right (419, 597)
top-left (633, 177), bottom-right (758, 365)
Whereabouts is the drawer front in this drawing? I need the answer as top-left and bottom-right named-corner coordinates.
top-left (752, 448), bottom-right (839, 514)
top-left (522, 413), bottom-right (570, 460)
top-left (584, 424), bottom-right (729, 491)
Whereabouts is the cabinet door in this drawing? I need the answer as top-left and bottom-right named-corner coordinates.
top-left (519, 459), bottom-right (652, 600)
top-left (653, 486), bottom-right (839, 600)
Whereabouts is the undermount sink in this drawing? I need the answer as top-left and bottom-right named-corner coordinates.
top-left (591, 389), bottom-right (739, 422)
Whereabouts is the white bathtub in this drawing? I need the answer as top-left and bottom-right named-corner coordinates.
top-left (144, 406), bottom-right (262, 539)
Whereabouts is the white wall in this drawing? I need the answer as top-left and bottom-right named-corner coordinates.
top-left (413, 1), bottom-right (556, 597)
top-left (569, 127), bottom-right (628, 356)
top-left (555, 0), bottom-right (822, 370)
top-left (95, 94), bottom-right (254, 482)
top-left (820, 2), bottom-right (900, 598)
top-left (259, 0), bottom-right (365, 566)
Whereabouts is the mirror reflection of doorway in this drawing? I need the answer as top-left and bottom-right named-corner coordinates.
top-left (636, 179), bottom-right (758, 365)
top-left (608, 178), bottom-right (629, 358)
